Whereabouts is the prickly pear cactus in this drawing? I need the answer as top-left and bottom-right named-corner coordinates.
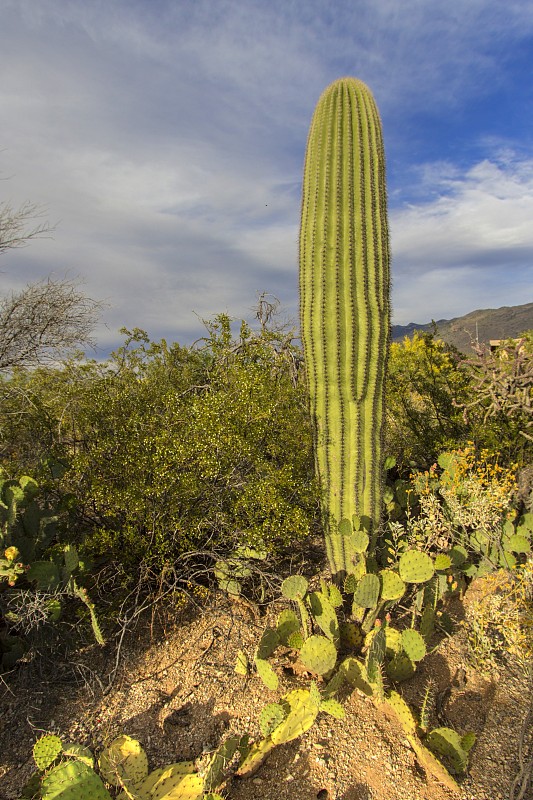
top-left (426, 727), bottom-right (474, 774)
top-left (386, 652), bottom-right (416, 682)
top-left (270, 689), bottom-right (319, 745)
top-left (203, 735), bottom-right (243, 794)
top-left (354, 573), bottom-right (381, 608)
top-left (340, 620), bottom-right (363, 651)
top-left (255, 657), bottom-right (279, 690)
top-left (320, 697), bottom-right (345, 719)
top-left (150, 770), bottom-right (204, 800)
top-left (256, 627), bottom-right (280, 660)
top-left (41, 759), bottom-right (112, 800)
top-left (235, 736), bottom-right (275, 778)
top-left (340, 656), bottom-right (373, 696)
top-left (276, 609), bottom-right (301, 645)
top-left (408, 735), bottom-right (460, 792)
top-left (299, 634), bottom-right (337, 675)
top-left (365, 625), bottom-right (386, 683)
top-left (400, 629), bottom-right (427, 662)
top-left (98, 734), bottom-right (148, 790)
top-left (385, 690), bottom-right (417, 734)
top-left (33, 734), bottom-right (63, 771)
top-left (259, 703), bottom-right (287, 737)
top-left (281, 575), bottom-right (308, 600)
top-left (399, 550), bottom-right (435, 584)
top-left (308, 590), bottom-right (340, 646)
top-left (379, 569), bottom-right (406, 601)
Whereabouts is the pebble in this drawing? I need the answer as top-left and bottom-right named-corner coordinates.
top-left (286, 774), bottom-right (294, 782)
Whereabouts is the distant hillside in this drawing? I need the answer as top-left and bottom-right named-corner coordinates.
top-left (391, 302), bottom-right (533, 353)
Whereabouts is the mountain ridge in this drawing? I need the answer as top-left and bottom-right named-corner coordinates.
top-left (391, 301), bottom-right (533, 353)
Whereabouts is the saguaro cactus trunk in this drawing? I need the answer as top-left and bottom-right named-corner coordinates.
top-left (299, 77), bottom-right (391, 580)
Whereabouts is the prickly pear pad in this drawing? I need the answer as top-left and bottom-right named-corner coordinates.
top-left (41, 759), bottom-right (112, 800)
top-left (259, 703), bottom-right (287, 737)
top-left (276, 609), bottom-right (301, 644)
top-left (385, 691), bottom-right (416, 734)
top-left (150, 770), bottom-right (204, 800)
top-left (379, 569), bottom-right (406, 601)
top-left (426, 727), bottom-right (471, 774)
top-left (399, 551), bottom-right (435, 584)
top-left (255, 656), bottom-right (279, 690)
top-left (401, 629), bottom-right (427, 661)
top-left (98, 734), bottom-right (148, 789)
top-left (270, 689), bottom-right (319, 745)
top-left (33, 734), bottom-right (63, 771)
top-left (281, 574), bottom-right (308, 600)
top-left (308, 590), bottom-right (340, 645)
top-left (299, 634), bottom-right (337, 675)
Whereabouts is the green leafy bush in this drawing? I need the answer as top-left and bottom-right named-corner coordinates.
top-left (386, 332), bottom-right (470, 471)
top-left (0, 315), bottom-right (319, 581)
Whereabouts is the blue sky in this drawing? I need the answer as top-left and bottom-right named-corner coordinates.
top-left (2, 0), bottom-right (533, 351)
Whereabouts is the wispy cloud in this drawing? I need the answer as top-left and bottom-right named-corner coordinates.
top-left (1, 0), bottom-right (533, 348)
top-left (392, 153), bottom-right (533, 322)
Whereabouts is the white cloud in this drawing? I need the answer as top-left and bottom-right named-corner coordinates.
top-left (2, 1), bottom-right (533, 347)
top-left (391, 154), bottom-right (533, 322)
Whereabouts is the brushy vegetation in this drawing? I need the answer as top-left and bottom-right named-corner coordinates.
top-left (1, 315), bottom-right (532, 663)
top-left (1, 312), bottom-right (532, 797)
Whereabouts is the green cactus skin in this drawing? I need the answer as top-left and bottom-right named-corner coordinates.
top-left (235, 737), bottom-right (275, 778)
top-left (401, 629), bottom-right (427, 662)
top-left (320, 697), bottom-right (345, 719)
top-left (340, 656), bottom-right (373, 696)
top-left (383, 625), bottom-right (402, 658)
top-left (379, 569), bottom-right (406, 601)
top-left (41, 759), bottom-right (112, 800)
top-left (386, 652), bottom-right (416, 682)
top-left (299, 77), bottom-right (391, 580)
top-left (203, 735), bottom-right (242, 793)
top-left (281, 574), bottom-right (308, 600)
top-left (339, 620), bottom-right (363, 651)
top-left (354, 573), bottom-right (381, 609)
top-left (270, 689), bottom-right (319, 745)
top-left (254, 656), bottom-right (279, 690)
top-left (408, 735), bottom-right (460, 793)
top-left (128, 762), bottom-right (197, 800)
top-left (276, 609), bottom-right (301, 644)
top-left (420, 605), bottom-right (436, 642)
top-left (150, 770), bottom-right (204, 800)
top-left (33, 734), bottom-right (63, 771)
top-left (385, 691), bottom-right (417, 734)
top-left (398, 550), bottom-right (435, 584)
top-left (259, 703), bottom-right (288, 737)
top-left (365, 625), bottom-right (386, 684)
top-left (426, 727), bottom-right (472, 774)
top-left (308, 590), bottom-right (340, 646)
top-left (255, 627), bottom-right (280, 660)
top-left (299, 634), bottom-right (338, 675)
top-left (287, 630), bottom-right (305, 649)
top-left (99, 734), bottom-right (148, 790)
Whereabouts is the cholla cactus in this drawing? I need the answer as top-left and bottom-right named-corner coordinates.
top-left (299, 77), bottom-right (391, 578)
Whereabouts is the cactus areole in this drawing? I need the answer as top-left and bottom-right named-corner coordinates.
top-left (299, 77), bottom-right (391, 580)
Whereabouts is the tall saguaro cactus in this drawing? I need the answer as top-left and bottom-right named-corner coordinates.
top-left (299, 77), bottom-right (391, 580)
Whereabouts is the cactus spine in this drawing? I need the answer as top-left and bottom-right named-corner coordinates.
top-left (299, 77), bottom-right (391, 579)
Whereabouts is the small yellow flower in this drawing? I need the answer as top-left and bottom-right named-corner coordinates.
top-left (4, 546), bottom-right (19, 562)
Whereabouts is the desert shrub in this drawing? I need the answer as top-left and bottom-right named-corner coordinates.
top-left (462, 557), bottom-right (533, 675)
top-left (386, 332), bottom-right (470, 472)
top-left (407, 445), bottom-right (518, 552)
top-left (457, 332), bottom-right (533, 467)
top-left (0, 315), bottom-right (319, 582)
